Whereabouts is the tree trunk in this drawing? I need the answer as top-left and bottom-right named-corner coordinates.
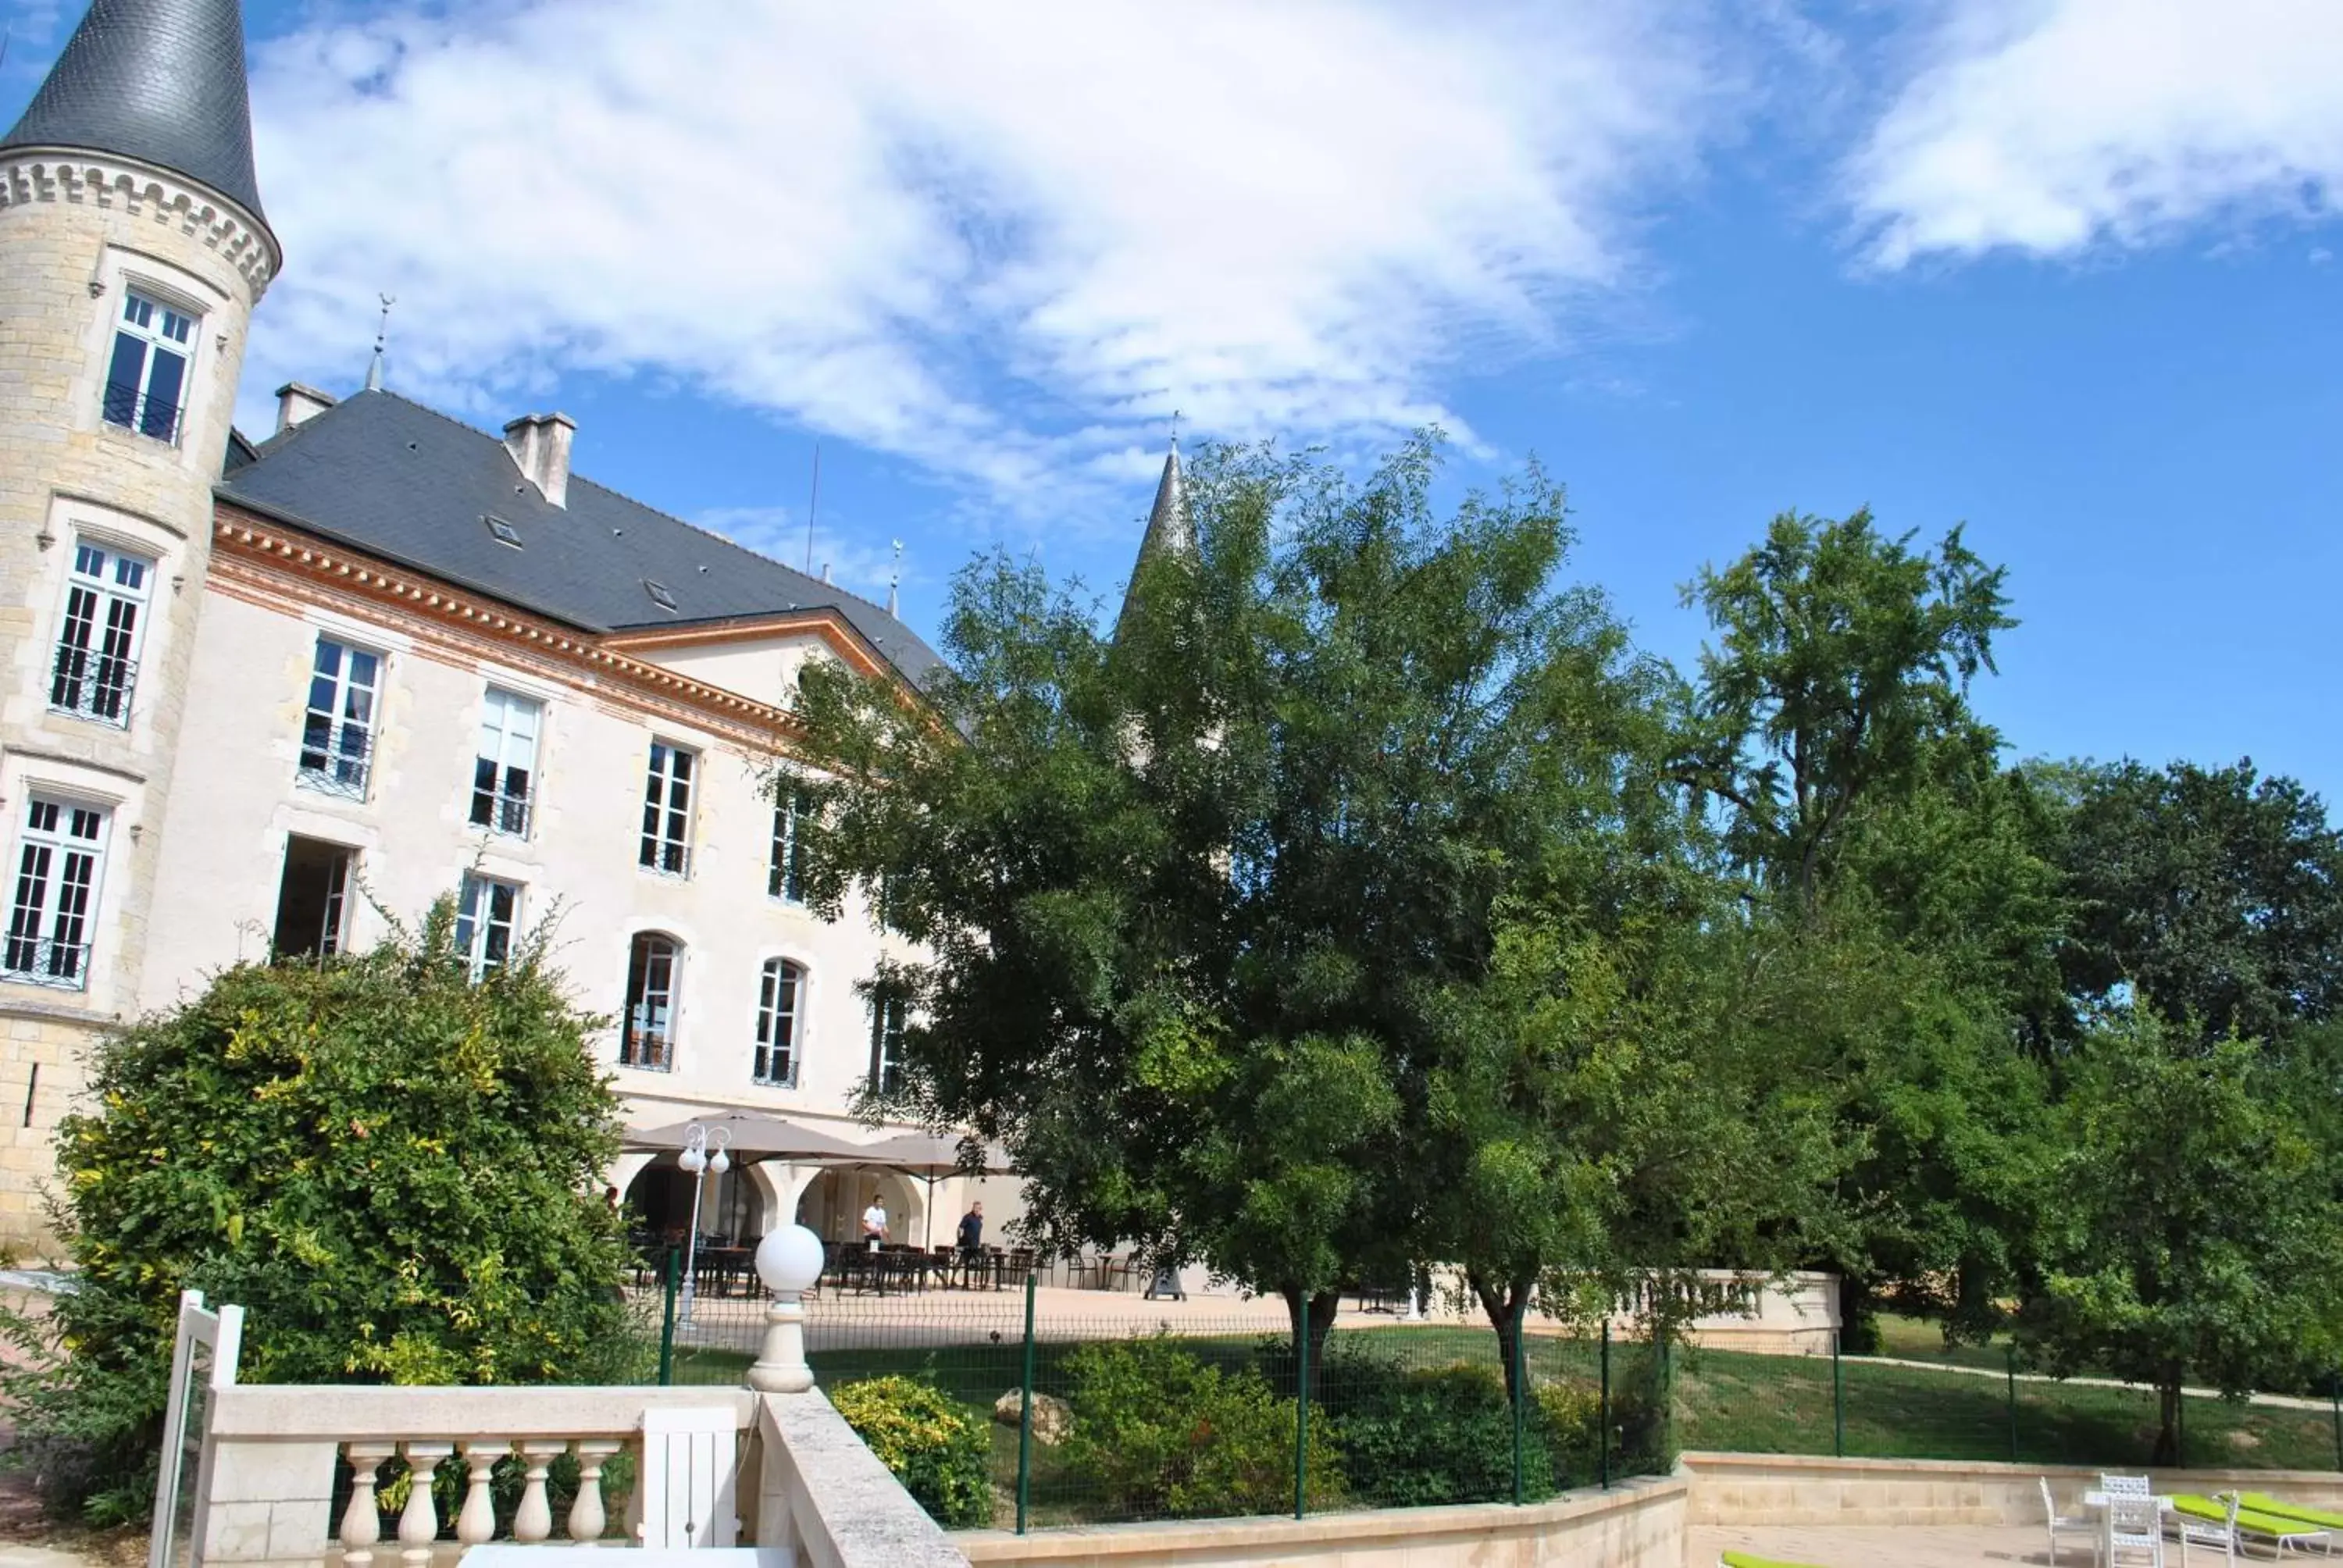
top-left (2153, 1367), bottom-right (2183, 1466)
top-left (1279, 1285), bottom-right (1341, 1386)
top-left (1467, 1268), bottom-right (1535, 1405)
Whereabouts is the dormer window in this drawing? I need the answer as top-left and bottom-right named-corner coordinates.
top-left (102, 291), bottom-right (195, 444)
top-left (483, 514), bottom-right (523, 549)
top-left (644, 579), bottom-right (678, 613)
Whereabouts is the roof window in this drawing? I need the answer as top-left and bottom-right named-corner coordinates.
top-left (483, 514), bottom-right (522, 549)
top-left (644, 579), bottom-right (678, 612)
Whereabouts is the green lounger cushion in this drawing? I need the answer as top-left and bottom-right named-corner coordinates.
top-left (1720, 1554), bottom-right (1828, 1568)
top-left (2238, 1493), bottom-right (2343, 1531)
top-left (2171, 1494), bottom-right (2331, 1539)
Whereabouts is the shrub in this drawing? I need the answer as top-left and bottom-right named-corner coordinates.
top-left (1325, 1356), bottom-right (1553, 1507)
top-left (1532, 1377), bottom-right (1604, 1487)
top-left (829, 1376), bottom-right (992, 1528)
top-left (0, 898), bottom-right (637, 1523)
top-left (1060, 1335), bottom-right (1341, 1520)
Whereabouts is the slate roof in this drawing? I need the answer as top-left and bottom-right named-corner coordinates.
top-left (1115, 441), bottom-right (1192, 634)
top-left (2, 0), bottom-right (269, 224)
top-left (217, 390), bottom-right (941, 689)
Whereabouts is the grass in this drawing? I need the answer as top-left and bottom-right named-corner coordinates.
top-left (668, 1321), bottom-right (2343, 1528)
top-left (1864, 1312), bottom-right (2015, 1374)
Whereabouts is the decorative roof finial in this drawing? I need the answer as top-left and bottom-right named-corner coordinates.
top-left (886, 539), bottom-right (903, 618)
top-left (1169, 407), bottom-right (1181, 451)
top-left (364, 294), bottom-right (395, 392)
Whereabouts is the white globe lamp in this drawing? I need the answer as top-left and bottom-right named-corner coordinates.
top-left (747, 1223), bottom-right (826, 1392)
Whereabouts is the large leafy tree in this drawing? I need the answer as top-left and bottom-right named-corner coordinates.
top-left (2023, 1012), bottom-right (2343, 1462)
top-left (2, 901), bottom-right (636, 1521)
top-left (2046, 757), bottom-right (2343, 1046)
top-left (792, 436), bottom-right (1704, 1355)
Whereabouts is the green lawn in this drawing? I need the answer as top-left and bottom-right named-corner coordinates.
top-left (665, 1323), bottom-right (2341, 1528)
top-left (1864, 1312), bottom-right (2015, 1374)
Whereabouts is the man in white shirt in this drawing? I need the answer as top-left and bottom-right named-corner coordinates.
top-left (861, 1199), bottom-right (888, 1251)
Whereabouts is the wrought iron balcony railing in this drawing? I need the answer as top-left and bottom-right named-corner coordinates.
top-left (101, 381), bottom-right (183, 444)
top-left (469, 785), bottom-right (532, 838)
top-left (298, 721), bottom-right (374, 800)
top-left (2, 935), bottom-right (92, 990)
top-left (49, 646), bottom-right (137, 727)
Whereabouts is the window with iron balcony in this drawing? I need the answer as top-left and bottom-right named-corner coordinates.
top-left (755, 958), bottom-right (804, 1087)
top-left (102, 290), bottom-right (195, 444)
top-left (470, 688), bottom-right (540, 837)
top-left (3, 797), bottom-right (110, 992)
top-left (297, 636), bottom-right (380, 800)
top-left (639, 742), bottom-right (694, 877)
top-left (622, 932), bottom-right (679, 1071)
top-left (49, 540), bottom-right (152, 728)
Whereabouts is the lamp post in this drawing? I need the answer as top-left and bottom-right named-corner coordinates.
top-left (676, 1122), bottom-right (732, 1329)
top-left (747, 1224), bottom-right (826, 1393)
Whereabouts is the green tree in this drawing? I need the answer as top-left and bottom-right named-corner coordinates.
top-left (2021, 1012), bottom-right (2343, 1462)
top-left (2046, 757), bottom-right (2343, 1046)
top-left (790, 435), bottom-right (1682, 1359)
top-left (1679, 509), bottom-right (2013, 909)
top-left (2, 900), bottom-right (635, 1520)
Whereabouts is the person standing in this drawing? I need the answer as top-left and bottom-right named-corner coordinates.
top-left (861, 1196), bottom-right (889, 1252)
top-left (956, 1201), bottom-right (985, 1284)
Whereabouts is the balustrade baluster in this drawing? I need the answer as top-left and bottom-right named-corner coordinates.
top-left (340, 1443), bottom-right (397, 1568)
top-left (569, 1441), bottom-right (622, 1543)
top-left (397, 1443), bottom-right (453, 1568)
top-left (513, 1442), bottom-right (566, 1542)
top-left (455, 1443), bottom-right (501, 1548)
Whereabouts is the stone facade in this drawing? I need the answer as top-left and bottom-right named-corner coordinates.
top-left (0, 144), bottom-right (274, 1237)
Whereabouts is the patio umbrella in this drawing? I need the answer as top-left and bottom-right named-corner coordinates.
top-left (625, 1112), bottom-right (869, 1160)
top-left (829, 1131), bottom-right (1015, 1248)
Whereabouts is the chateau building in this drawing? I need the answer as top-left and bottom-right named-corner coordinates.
top-left (0, 0), bottom-right (1188, 1249)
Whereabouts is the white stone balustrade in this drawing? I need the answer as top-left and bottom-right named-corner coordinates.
top-left (195, 1384), bottom-right (966, 1568)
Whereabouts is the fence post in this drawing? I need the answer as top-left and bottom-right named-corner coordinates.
top-left (1510, 1317), bottom-right (1527, 1506)
top-left (2006, 1343), bottom-right (2019, 1464)
top-left (1599, 1320), bottom-right (1611, 1490)
top-left (1831, 1328), bottom-right (1845, 1457)
top-left (1293, 1310), bottom-right (1313, 1520)
top-left (1016, 1273), bottom-right (1036, 1535)
top-left (1658, 1332), bottom-right (1673, 1463)
top-left (656, 1248), bottom-right (678, 1386)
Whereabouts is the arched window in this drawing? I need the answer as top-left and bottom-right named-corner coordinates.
top-left (621, 932), bottom-right (679, 1071)
top-left (755, 958), bottom-right (804, 1087)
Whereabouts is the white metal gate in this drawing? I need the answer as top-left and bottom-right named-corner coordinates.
top-left (148, 1288), bottom-right (244, 1568)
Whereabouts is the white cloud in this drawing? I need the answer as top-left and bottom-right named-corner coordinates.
top-left (241, 1), bottom-right (1721, 510)
top-left (1850, 0), bottom-right (2343, 266)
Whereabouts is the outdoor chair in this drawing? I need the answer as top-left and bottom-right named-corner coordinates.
top-left (2103, 1474), bottom-right (2156, 1497)
top-left (2042, 1477), bottom-right (2095, 1566)
top-left (2106, 1492), bottom-right (2167, 1566)
top-left (2171, 1494), bottom-right (2333, 1561)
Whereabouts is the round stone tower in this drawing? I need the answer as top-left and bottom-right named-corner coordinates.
top-left (0, 0), bottom-right (276, 1240)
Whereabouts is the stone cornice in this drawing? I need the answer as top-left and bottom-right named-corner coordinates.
top-left (0, 146), bottom-right (278, 298)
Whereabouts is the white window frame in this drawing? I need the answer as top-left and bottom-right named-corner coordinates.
top-left (297, 635), bottom-right (383, 800)
top-left (49, 538), bottom-right (153, 728)
top-left (868, 991), bottom-right (907, 1097)
top-left (754, 958), bottom-right (804, 1087)
top-left (621, 931), bottom-right (680, 1071)
top-left (100, 288), bottom-right (198, 444)
top-left (769, 786), bottom-right (811, 903)
top-left (470, 688), bottom-right (541, 838)
top-left (455, 875), bottom-right (522, 981)
top-left (2, 796), bottom-right (110, 991)
top-left (639, 741), bottom-right (695, 877)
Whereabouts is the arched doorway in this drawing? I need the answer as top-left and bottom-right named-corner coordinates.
top-left (623, 1157), bottom-right (758, 1245)
top-left (794, 1167), bottom-right (925, 1246)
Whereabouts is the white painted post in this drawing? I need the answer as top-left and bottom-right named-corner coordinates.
top-left (339, 1444), bottom-right (396, 1568)
top-left (396, 1443), bottom-right (451, 1568)
top-left (454, 1443), bottom-right (500, 1547)
top-left (569, 1441), bottom-right (622, 1542)
top-left (512, 1441), bottom-right (565, 1542)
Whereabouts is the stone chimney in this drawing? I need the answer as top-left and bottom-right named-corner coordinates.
top-left (503, 412), bottom-right (576, 508)
top-left (273, 383), bottom-right (336, 435)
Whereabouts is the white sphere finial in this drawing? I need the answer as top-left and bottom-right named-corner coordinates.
top-left (755, 1223), bottom-right (825, 1296)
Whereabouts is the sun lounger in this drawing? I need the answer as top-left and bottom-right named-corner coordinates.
top-left (2238, 1494), bottom-right (2343, 1533)
top-left (2171, 1493), bottom-right (2334, 1557)
top-left (1719, 1553), bottom-right (1828, 1568)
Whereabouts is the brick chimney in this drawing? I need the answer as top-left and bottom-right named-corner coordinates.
top-left (273, 382), bottom-right (335, 435)
top-left (503, 412), bottom-right (576, 508)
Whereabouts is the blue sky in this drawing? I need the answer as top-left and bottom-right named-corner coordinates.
top-left (7, 0), bottom-right (2340, 800)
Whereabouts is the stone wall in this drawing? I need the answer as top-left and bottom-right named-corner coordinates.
top-left (954, 1474), bottom-right (1687, 1568)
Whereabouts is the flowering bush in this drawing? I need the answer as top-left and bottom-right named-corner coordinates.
top-left (829, 1375), bottom-right (993, 1527)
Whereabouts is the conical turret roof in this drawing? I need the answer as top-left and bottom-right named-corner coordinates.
top-left (1116, 440), bottom-right (1193, 635)
top-left (2, 0), bottom-right (268, 224)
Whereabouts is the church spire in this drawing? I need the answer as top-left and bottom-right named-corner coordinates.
top-left (2, 0), bottom-right (269, 225)
top-left (1116, 433), bottom-right (1192, 636)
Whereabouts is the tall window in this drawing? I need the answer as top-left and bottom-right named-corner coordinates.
top-left (271, 836), bottom-right (355, 958)
top-left (769, 786), bottom-right (811, 903)
top-left (621, 932), bottom-right (679, 1070)
top-left (102, 290), bottom-right (195, 442)
top-left (455, 875), bottom-right (522, 979)
top-left (470, 689), bottom-right (540, 836)
top-left (3, 797), bottom-right (108, 990)
top-left (639, 742), bottom-right (694, 876)
top-left (754, 959), bottom-right (804, 1086)
top-left (868, 991), bottom-right (906, 1097)
top-left (49, 540), bottom-right (151, 726)
top-left (298, 636), bottom-right (380, 800)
